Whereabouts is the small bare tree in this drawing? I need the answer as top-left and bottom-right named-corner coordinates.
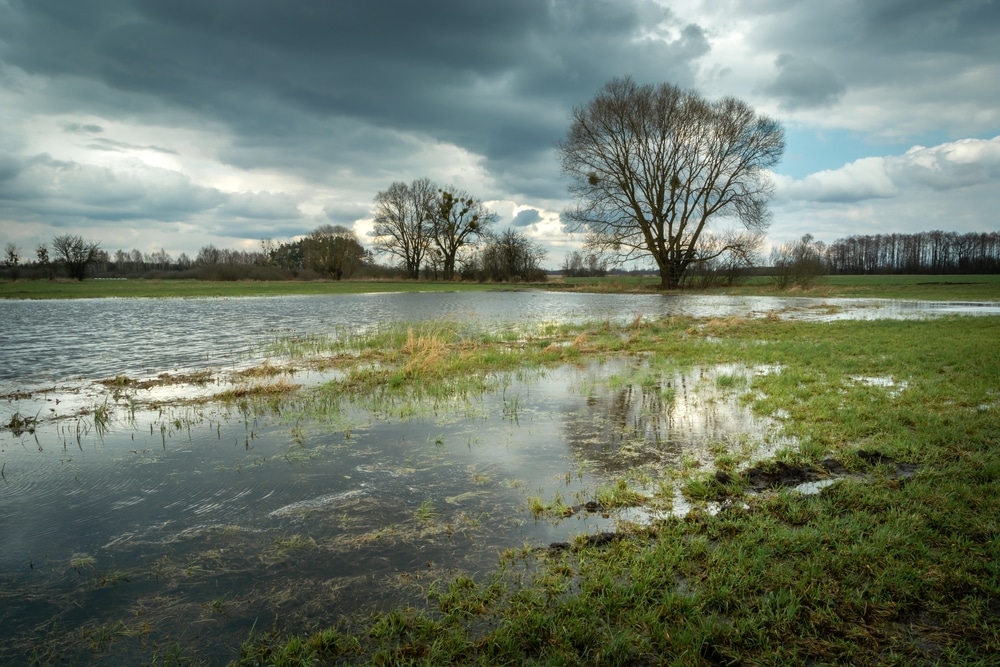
top-left (36, 243), bottom-right (53, 280)
top-left (476, 229), bottom-right (547, 283)
top-left (372, 178), bottom-right (436, 279)
top-left (51, 234), bottom-right (102, 280)
top-left (430, 188), bottom-right (496, 281)
top-left (4, 243), bottom-right (21, 281)
top-left (770, 234), bottom-right (827, 288)
top-left (559, 77), bottom-right (784, 290)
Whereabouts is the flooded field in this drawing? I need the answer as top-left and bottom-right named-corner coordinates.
top-left (1, 292), bottom-right (996, 663)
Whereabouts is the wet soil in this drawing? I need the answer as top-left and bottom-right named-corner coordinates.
top-left (737, 449), bottom-right (918, 492)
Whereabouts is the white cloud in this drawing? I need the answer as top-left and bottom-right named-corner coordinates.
top-left (779, 136), bottom-right (1000, 204)
top-left (770, 136), bottom-right (1000, 244)
top-left (777, 157), bottom-right (896, 203)
top-left (891, 137), bottom-right (1000, 190)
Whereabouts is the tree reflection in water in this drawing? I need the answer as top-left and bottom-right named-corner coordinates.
top-left (561, 359), bottom-right (786, 475)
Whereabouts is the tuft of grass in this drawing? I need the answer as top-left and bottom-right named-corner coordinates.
top-left (70, 553), bottom-right (97, 572)
top-left (91, 398), bottom-right (113, 435)
top-left (273, 534), bottom-right (314, 557)
top-left (236, 626), bottom-right (361, 666)
top-left (414, 499), bottom-right (440, 525)
top-left (527, 496), bottom-right (547, 518)
top-left (213, 379), bottom-right (300, 402)
top-left (594, 478), bottom-right (647, 509)
top-left (97, 567), bottom-right (130, 588)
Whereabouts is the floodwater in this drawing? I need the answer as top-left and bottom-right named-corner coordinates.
top-left (3, 290), bottom-right (998, 388)
top-left (0, 291), bottom-right (996, 663)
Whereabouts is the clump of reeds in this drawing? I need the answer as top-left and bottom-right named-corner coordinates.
top-left (400, 325), bottom-right (451, 377)
top-left (5, 410), bottom-right (38, 436)
top-left (213, 379), bottom-right (300, 402)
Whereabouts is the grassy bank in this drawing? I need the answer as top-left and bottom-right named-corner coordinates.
top-left (558, 274), bottom-right (1000, 301)
top-left (2, 274), bottom-right (999, 300)
top-left (225, 315), bottom-right (1000, 666)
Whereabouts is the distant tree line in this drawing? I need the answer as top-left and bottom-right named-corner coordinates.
top-left (822, 231), bottom-right (1000, 275)
top-left (764, 230), bottom-right (1000, 288)
top-left (2, 179), bottom-right (549, 282)
top-left (561, 250), bottom-right (608, 278)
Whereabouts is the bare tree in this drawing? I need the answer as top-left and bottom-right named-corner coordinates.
top-left (430, 188), bottom-right (496, 281)
top-left (302, 224), bottom-right (367, 280)
top-left (476, 229), bottom-right (547, 283)
top-left (196, 245), bottom-right (221, 266)
top-left (51, 234), bottom-right (102, 280)
top-left (559, 77), bottom-right (785, 290)
top-left (36, 243), bottom-right (53, 280)
top-left (4, 243), bottom-right (21, 281)
top-left (372, 178), bottom-right (436, 279)
top-left (685, 229), bottom-right (763, 287)
top-left (770, 234), bottom-right (826, 288)
top-left (562, 250), bottom-right (608, 277)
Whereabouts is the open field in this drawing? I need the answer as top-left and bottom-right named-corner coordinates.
top-left (6, 311), bottom-right (998, 665)
top-left (2, 274), bottom-right (1000, 301)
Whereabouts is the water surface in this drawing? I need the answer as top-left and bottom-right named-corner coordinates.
top-left (1, 291), bottom-right (996, 662)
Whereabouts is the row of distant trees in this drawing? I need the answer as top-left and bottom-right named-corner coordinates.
top-left (2, 189), bottom-right (549, 282)
top-left (4, 235), bottom-right (104, 282)
top-left (769, 231), bottom-right (1000, 287)
top-left (822, 231), bottom-right (1000, 275)
top-left (4, 228), bottom-right (998, 284)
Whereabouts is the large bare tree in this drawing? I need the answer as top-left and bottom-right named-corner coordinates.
top-left (430, 188), bottom-right (496, 281)
top-left (51, 234), bottom-right (102, 281)
top-left (372, 178), bottom-right (436, 279)
top-left (559, 77), bottom-right (784, 289)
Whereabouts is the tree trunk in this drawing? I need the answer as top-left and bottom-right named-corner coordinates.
top-left (659, 263), bottom-right (682, 290)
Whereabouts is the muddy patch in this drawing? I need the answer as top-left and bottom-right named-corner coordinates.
top-left (738, 449), bottom-right (918, 493)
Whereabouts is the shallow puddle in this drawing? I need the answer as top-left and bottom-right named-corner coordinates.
top-left (0, 356), bottom-right (783, 662)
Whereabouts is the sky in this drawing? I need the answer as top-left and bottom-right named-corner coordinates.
top-left (1, 0), bottom-right (998, 269)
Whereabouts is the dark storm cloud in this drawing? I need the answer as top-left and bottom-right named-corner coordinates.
top-left (764, 54), bottom-right (845, 110)
top-left (0, 0), bottom-right (706, 197)
top-left (0, 153), bottom-right (224, 221)
top-left (511, 209), bottom-right (542, 228)
top-left (87, 138), bottom-right (179, 154)
top-left (325, 204), bottom-right (374, 228)
top-left (749, 0), bottom-right (1000, 55)
top-left (856, 0), bottom-right (1000, 53)
top-left (61, 122), bottom-right (104, 134)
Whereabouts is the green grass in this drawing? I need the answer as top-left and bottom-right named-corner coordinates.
top-left (556, 273), bottom-right (1000, 301)
top-left (3, 274), bottom-right (1000, 300)
top-left (232, 314), bottom-right (1000, 666)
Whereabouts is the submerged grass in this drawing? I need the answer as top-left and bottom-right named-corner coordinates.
top-left (231, 314), bottom-right (1000, 666)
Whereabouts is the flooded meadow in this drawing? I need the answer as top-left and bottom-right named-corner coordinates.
top-left (2, 291), bottom-right (997, 663)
